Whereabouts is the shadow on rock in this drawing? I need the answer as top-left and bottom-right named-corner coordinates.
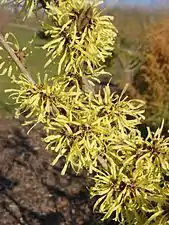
top-left (2, 192), bottom-right (64, 225)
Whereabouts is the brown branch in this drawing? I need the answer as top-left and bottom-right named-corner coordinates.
top-left (0, 32), bottom-right (35, 84)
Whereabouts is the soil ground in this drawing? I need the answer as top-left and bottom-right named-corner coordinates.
top-left (0, 117), bottom-right (112, 225)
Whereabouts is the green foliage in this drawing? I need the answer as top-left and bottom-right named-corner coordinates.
top-left (1, 1), bottom-right (169, 224)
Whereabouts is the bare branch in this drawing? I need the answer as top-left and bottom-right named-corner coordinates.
top-left (0, 32), bottom-right (35, 84)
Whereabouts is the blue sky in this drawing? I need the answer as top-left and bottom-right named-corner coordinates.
top-left (104, 0), bottom-right (151, 6)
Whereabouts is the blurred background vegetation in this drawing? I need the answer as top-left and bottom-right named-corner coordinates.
top-left (1, 4), bottom-right (169, 135)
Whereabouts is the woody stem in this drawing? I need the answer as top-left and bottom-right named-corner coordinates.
top-left (0, 32), bottom-right (35, 84)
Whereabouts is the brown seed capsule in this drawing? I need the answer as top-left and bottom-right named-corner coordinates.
top-left (14, 50), bottom-right (26, 64)
top-left (39, 0), bottom-right (59, 9)
top-left (77, 7), bottom-right (93, 32)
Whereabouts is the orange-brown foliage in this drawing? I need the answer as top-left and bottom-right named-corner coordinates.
top-left (132, 19), bottom-right (169, 128)
top-left (104, 7), bottom-right (169, 129)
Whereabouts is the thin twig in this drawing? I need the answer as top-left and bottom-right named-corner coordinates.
top-left (8, 23), bottom-right (38, 32)
top-left (0, 32), bottom-right (35, 84)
